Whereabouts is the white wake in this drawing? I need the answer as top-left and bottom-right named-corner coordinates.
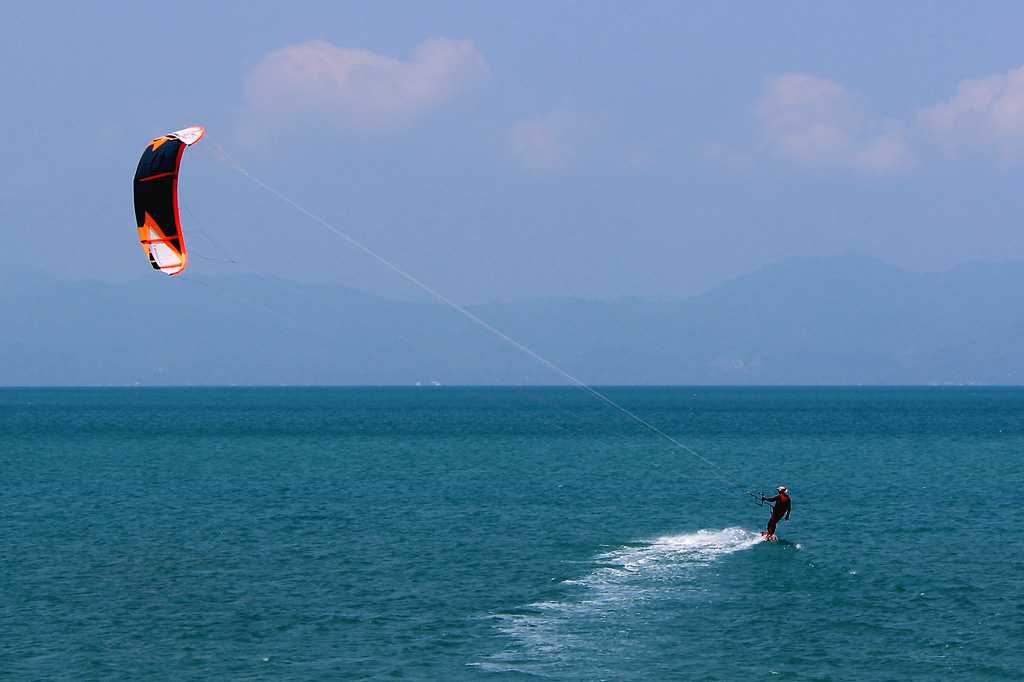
top-left (476, 528), bottom-right (763, 675)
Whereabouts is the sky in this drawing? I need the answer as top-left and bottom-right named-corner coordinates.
top-left (4, 2), bottom-right (1024, 303)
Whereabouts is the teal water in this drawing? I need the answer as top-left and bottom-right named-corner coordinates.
top-left (2, 387), bottom-right (1021, 680)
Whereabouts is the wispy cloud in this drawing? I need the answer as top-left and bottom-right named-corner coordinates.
top-left (507, 109), bottom-right (656, 175)
top-left (919, 64), bottom-right (1024, 161)
top-left (243, 38), bottom-right (488, 133)
top-left (757, 73), bottom-right (913, 173)
top-left (508, 109), bottom-right (603, 174)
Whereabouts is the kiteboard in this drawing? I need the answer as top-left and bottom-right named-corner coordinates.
top-left (760, 533), bottom-right (796, 546)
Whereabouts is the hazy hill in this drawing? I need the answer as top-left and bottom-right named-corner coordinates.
top-left (2, 255), bottom-right (1021, 385)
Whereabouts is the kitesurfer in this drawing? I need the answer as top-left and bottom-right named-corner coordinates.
top-left (761, 486), bottom-right (791, 540)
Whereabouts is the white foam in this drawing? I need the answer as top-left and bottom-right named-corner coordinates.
top-left (482, 528), bottom-right (763, 673)
top-left (595, 527), bottom-right (763, 572)
top-left (554, 527), bottom-right (763, 601)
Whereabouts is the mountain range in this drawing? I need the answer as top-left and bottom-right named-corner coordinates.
top-left (2, 254), bottom-right (1021, 385)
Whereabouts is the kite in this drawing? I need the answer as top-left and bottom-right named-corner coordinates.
top-left (132, 126), bottom-right (205, 276)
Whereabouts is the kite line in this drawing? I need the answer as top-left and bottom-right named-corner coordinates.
top-left (211, 141), bottom-right (760, 502)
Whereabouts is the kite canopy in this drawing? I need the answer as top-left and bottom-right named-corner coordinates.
top-left (132, 126), bottom-right (205, 276)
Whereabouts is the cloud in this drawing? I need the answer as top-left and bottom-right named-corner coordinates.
top-left (919, 65), bottom-right (1024, 161)
top-left (508, 110), bottom-right (603, 174)
top-left (506, 110), bottom-right (656, 175)
top-left (757, 73), bottom-right (913, 172)
top-left (244, 38), bottom-right (488, 133)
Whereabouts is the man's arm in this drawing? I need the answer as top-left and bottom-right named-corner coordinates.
top-left (762, 495), bottom-right (780, 503)
top-left (785, 502), bottom-right (791, 520)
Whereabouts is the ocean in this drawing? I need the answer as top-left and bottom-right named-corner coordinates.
top-left (2, 387), bottom-right (1021, 680)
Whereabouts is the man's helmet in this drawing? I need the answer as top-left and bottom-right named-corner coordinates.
top-left (777, 486), bottom-right (788, 492)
